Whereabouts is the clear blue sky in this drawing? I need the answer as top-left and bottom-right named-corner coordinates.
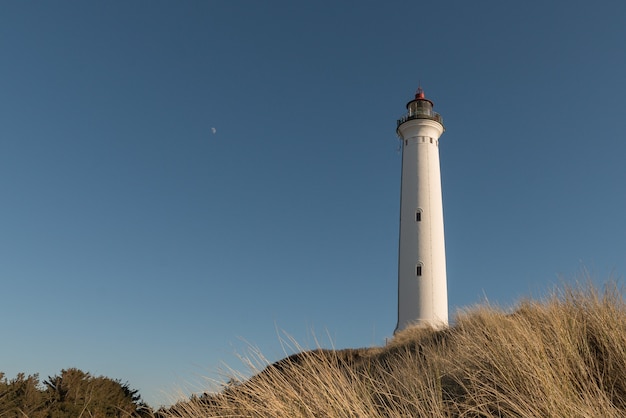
top-left (2, 1), bottom-right (625, 408)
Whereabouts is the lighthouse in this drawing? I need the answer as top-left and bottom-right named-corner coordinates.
top-left (395, 87), bottom-right (448, 332)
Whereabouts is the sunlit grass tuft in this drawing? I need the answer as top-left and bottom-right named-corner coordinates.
top-left (160, 281), bottom-right (626, 417)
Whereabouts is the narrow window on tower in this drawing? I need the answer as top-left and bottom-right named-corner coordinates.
top-left (430, 137), bottom-right (433, 144)
top-left (415, 209), bottom-right (422, 222)
top-left (416, 263), bottom-right (423, 277)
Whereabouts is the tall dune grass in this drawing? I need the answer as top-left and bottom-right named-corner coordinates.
top-left (162, 282), bottom-right (626, 417)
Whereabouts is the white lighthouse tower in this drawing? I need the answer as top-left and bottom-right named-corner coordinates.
top-left (395, 87), bottom-right (448, 332)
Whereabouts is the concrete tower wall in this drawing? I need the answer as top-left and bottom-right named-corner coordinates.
top-left (395, 117), bottom-right (448, 332)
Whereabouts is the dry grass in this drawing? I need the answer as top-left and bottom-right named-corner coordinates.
top-left (162, 282), bottom-right (626, 417)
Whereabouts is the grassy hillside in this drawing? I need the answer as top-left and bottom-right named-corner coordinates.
top-left (161, 283), bottom-right (626, 417)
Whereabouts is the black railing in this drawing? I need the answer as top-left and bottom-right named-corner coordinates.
top-left (397, 112), bottom-right (443, 129)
